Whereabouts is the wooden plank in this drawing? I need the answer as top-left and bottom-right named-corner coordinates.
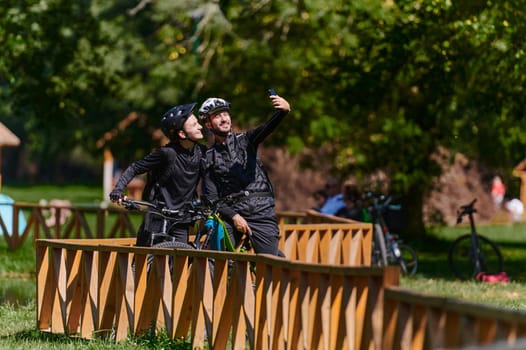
top-left (79, 251), bottom-right (97, 339)
top-left (36, 244), bottom-right (53, 330)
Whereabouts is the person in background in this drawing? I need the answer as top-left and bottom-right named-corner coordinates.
top-left (311, 189), bottom-right (328, 212)
top-left (335, 184), bottom-right (363, 221)
top-left (491, 175), bottom-right (506, 208)
top-left (109, 103), bottom-right (205, 246)
top-left (505, 198), bottom-right (524, 222)
top-left (319, 176), bottom-right (346, 215)
top-left (199, 92), bottom-right (291, 256)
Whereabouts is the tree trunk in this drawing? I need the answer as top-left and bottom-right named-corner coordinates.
top-left (400, 185), bottom-right (427, 240)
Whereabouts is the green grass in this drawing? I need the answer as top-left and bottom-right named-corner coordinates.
top-left (0, 302), bottom-right (192, 349)
top-left (0, 239), bottom-right (35, 276)
top-left (2, 185), bottom-right (103, 205)
top-left (399, 221), bottom-right (526, 310)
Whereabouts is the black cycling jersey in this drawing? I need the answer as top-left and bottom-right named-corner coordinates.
top-left (203, 108), bottom-right (288, 219)
top-left (113, 141), bottom-right (205, 246)
top-left (114, 141), bottom-right (205, 210)
top-left (203, 108), bottom-right (289, 255)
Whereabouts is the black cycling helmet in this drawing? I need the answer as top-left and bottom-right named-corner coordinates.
top-left (160, 102), bottom-right (196, 140)
top-left (198, 98), bottom-right (231, 120)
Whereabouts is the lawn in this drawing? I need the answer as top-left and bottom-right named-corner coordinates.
top-left (2, 184), bottom-right (104, 205)
top-left (400, 220), bottom-right (526, 310)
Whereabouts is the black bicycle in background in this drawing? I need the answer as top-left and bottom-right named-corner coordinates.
top-left (448, 198), bottom-right (503, 280)
top-left (362, 192), bottom-right (418, 275)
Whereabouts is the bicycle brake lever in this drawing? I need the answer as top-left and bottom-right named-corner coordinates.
top-left (123, 200), bottom-right (140, 211)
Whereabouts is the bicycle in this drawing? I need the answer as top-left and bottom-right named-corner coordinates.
top-left (123, 191), bottom-right (252, 255)
top-left (362, 192), bottom-right (418, 275)
top-left (448, 198), bottom-right (503, 280)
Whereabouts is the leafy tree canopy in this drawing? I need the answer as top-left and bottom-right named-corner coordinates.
top-left (2, 0), bottom-right (526, 235)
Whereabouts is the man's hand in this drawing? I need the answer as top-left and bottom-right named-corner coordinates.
top-left (270, 95), bottom-right (291, 112)
top-left (232, 213), bottom-right (252, 236)
top-left (109, 189), bottom-right (127, 205)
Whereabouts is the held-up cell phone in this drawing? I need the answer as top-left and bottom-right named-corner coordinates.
top-left (268, 88), bottom-right (277, 96)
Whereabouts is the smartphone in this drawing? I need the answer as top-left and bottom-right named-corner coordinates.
top-left (268, 88), bottom-right (277, 96)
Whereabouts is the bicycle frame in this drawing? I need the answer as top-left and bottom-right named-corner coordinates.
top-left (123, 191), bottom-right (252, 253)
top-left (368, 194), bottom-right (395, 264)
top-left (364, 192), bottom-right (417, 275)
top-left (448, 198), bottom-right (504, 280)
top-left (458, 199), bottom-right (483, 274)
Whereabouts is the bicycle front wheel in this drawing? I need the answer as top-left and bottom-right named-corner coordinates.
top-left (148, 241), bottom-right (194, 272)
top-left (448, 234), bottom-right (503, 280)
top-left (390, 243), bottom-right (418, 275)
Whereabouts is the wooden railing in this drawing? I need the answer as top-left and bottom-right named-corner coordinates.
top-left (36, 236), bottom-right (526, 349)
top-left (36, 237), bottom-right (395, 349)
top-left (382, 287), bottom-right (526, 349)
top-left (0, 202), bottom-right (139, 250)
top-left (0, 202), bottom-right (320, 251)
top-left (23, 202), bottom-right (526, 348)
top-left (280, 223), bottom-right (372, 265)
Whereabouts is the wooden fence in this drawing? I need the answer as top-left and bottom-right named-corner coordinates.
top-left (0, 202), bottom-right (139, 250)
top-left (0, 202), bottom-right (341, 251)
top-left (36, 237), bottom-right (393, 349)
top-left (36, 237), bottom-right (526, 349)
top-left (280, 223), bottom-right (372, 265)
top-left (14, 201), bottom-right (526, 348)
top-left (383, 287), bottom-right (526, 349)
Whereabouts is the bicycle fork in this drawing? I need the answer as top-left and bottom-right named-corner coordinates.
top-left (387, 235), bottom-right (409, 274)
top-left (470, 232), bottom-right (483, 275)
top-left (374, 223), bottom-right (410, 274)
top-left (468, 215), bottom-right (484, 276)
top-left (373, 223), bottom-right (388, 267)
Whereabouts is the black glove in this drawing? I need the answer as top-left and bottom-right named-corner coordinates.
top-left (109, 189), bottom-right (125, 202)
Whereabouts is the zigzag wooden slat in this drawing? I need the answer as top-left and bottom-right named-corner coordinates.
top-left (383, 287), bottom-right (526, 349)
top-left (279, 224), bottom-right (372, 266)
top-left (36, 238), bottom-right (395, 348)
top-left (5, 202), bottom-right (337, 251)
top-left (3, 203), bottom-right (141, 250)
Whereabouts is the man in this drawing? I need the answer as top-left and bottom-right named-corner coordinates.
top-left (335, 183), bottom-right (363, 221)
top-left (109, 103), bottom-right (205, 246)
top-left (199, 93), bottom-right (291, 255)
top-left (320, 176), bottom-right (345, 215)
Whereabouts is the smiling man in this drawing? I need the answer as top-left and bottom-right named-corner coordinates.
top-left (199, 93), bottom-right (291, 256)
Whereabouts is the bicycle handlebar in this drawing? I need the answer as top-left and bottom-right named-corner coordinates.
top-left (456, 198), bottom-right (477, 224)
top-left (196, 190), bottom-right (250, 211)
top-left (362, 191), bottom-right (393, 209)
top-left (122, 190), bottom-right (251, 220)
top-left (123, 199), bottom-right (191, 220)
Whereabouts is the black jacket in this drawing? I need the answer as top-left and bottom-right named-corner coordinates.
top-left (204, 108), bottom-right (289, 219)
top-left (114, 142), bottom-right (205, 210)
